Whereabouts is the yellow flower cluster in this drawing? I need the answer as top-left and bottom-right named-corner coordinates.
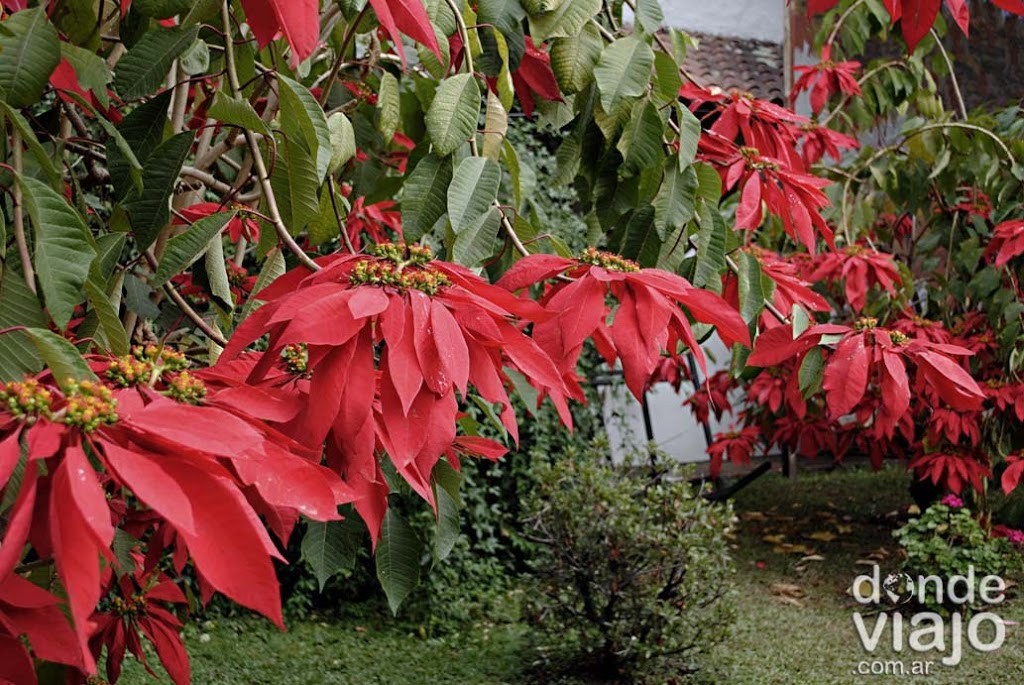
top-left (0, 378), bottom-right (53, 418)
top-left (64, 380), bottom-right (118, 432)
top-left (578, 247), bottom-right (640, 273)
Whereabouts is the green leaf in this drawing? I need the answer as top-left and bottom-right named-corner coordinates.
top-left (277, 74), bottom-right (333, 183)
top-left (241, 248), bottom-right (286, 320)
top-left (798, 346), bottom-right (824, 395)
top-left (692, 200), bottom-right (726, 292)
top-left (736, 251), bottom-right (765, 327)
top-left (85, 277), bottom-right (129, 356)
top-left (481, 28), bottom-right (515, 109)
top-left (617, 99), bottom-right (663, 175)
top-left (652, 51), bottom-right (681, 103)
top-left (433, 464), bottom-right (463, 561)
top-left (113, 25), bottom-right (200, 99)
top-left (52, 0), bottom-right (101, 51)
top-left (549, 24), bottom-right (602, 94)
top-left (106, 90), bottom-right (172, 199)
top-left (93, 233), bottom-right (127, 285)
top-left (448, 157), bottom-right (501, 234)
top-left (327, 112), bottom-right (356, 174)
top-left (418, 25), bottom-right (452, 79)
top-left (203, 232), bottom-right (232, 311)
top-left (0, 6), bottom-right (60, 108)
top-left (302, 518), bottom-right (364, 591)
top-left (377, 72), bottom-right (401, 143)
top-left (676, 104), bottom-right (701, 167)
top-left (693, 161), bottom-right (722, 204)
top-left (124, 275), bottom-right (161, 319)
top-left (478, 0), bottom-right (527, 36)
top-left (152, 212), bottom-right (233, 286)
top-left (0, 102), bottom-right (60, 185)
top-left (529, 0), bottom-right (601, 42)
top-left (135, 0), bottom-right (195, 18)
top-left (308, 183), bottom-right (343, 247)
top-left (654, 163), bottom-right (697, 239)
top-left (481, 91), bottom-right (507, 161)
top-left (179, 38), bottom-right (210, 75)
top-left (111, 529), bottom-right (140, 573)
top-left (182, 0), bottom-right (222, 26)
top-left (60, 42), bottom-right (112, 108)
top-left (502, 138), bottom-right (524, 208)
top-left (792, 303), bottom-right (810, 338)
top-left (593, 36), bottom-right (654, 112)
top-left (19, 175), bottom-right (95, 330)
top-left (270, 138), bottom-right (321, 233)
top-left (634, 0), bottom-right (664, 34)
top-left (620, 205), bottom-right (660, 267)
top-left (0, 269), bottom-right (45, 381)
top-left (126, 131), bottom-right (195, 250)
top-left (425, 73), bottom-right (480, 156)
top-left (402, 154), bottom-right (453, 241)
top-left (24, 328), bottom-right (97, 388)
top-left (375, 509), bottom-right (422, 615)
top-left (208, 93), bottom-right (272, 137)
top-left (451, 207), bottom-right (501, 267)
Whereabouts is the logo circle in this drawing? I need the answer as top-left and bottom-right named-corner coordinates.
top-left (883, 572), bottom-right (915, 605)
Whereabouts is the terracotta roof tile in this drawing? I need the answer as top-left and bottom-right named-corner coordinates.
top-left (680, 32), bottom-right (786, 103)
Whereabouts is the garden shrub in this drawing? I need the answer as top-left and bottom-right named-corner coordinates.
top-left (893, 496), bottom-right (1022, 614)
top-left (523, 450), bottom-right (737, 682)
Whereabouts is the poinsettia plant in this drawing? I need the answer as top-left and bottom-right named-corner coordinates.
top-left (0, 0), bottom-right (1021, 682)
top-left (684, 0), bottom-right (1024, 498)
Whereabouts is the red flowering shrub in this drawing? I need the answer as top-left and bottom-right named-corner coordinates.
top-left (0, 347), bottom-right (350, 680)
top-left (497, 249), bottom-right (750, 400)
top-left (219, 243), bottom-right (565, 539)
top-left (0, 0), bottom-right (1020, 681)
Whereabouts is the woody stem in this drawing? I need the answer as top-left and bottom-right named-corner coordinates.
top-left (220, 0), bottom-right (320, 272)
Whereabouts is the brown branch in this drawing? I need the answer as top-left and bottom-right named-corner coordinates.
top-left (220, 0), bottom-right (320, 272)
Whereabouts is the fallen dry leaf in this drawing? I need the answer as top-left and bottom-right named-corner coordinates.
top-left (773, 543), bottom-right (817, 555)
top-left (770, 582), bottom-right (807, 607)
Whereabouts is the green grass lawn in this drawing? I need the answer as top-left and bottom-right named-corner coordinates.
top-left (697, 467), bottom-right (1024, 685)
top-left (118, 466), bottom-right (1024, 685)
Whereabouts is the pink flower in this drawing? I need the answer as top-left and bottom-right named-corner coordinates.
top-left (992, 525), bottom-right (1024, 547)
top-left (940, 494), bottom-right (964, 509)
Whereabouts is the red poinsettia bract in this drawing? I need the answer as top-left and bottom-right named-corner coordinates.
top-left (177, 201), bottom-right (260, 243)
top-left (344, 196), bottom-right (404, 250)
top-left (218, 243), bottom-right (567, 540)
top-left (681, 84), bottom-right (808, 170)
top-left (985, 219), bottom-right (1024, 268)
top-left (791, 45), bottom-right (861, 114)
top-left (367, 0), bottom-right (442, 68)
top-left (496, 248), bottom-right (750, 401)
top-left (1001, 453), bottom-right (1024, 494)
top-left (798, 122), bottom-right (859, 166)
top-left (717, 141), bottom-right (835, 253)
top-left (707, 426), bottom-right (761, 478)
top-left (511, 37), bottom-right (563, 117)
top-left (240, 0), bottom-right (321, 67)
top-left (809, 243), bottom-right (902, 312)
top-left (722, 249), bottom-right (830, 328)
top-left (0, 347), bottom-right (352, 681)
top-left (807, 0), bottom-right (1024, 53)
top-left (911, 451), bottom-right (991, 495)
top-left (747, 318), bottom-right (986, 436)
top-left (90, 555), bottom-right (190, 685)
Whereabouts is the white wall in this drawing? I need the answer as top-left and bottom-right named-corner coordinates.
top-left (601, 339), bottom-right (741, 464)
top-left (659, 0), bottom-right (785, 42)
